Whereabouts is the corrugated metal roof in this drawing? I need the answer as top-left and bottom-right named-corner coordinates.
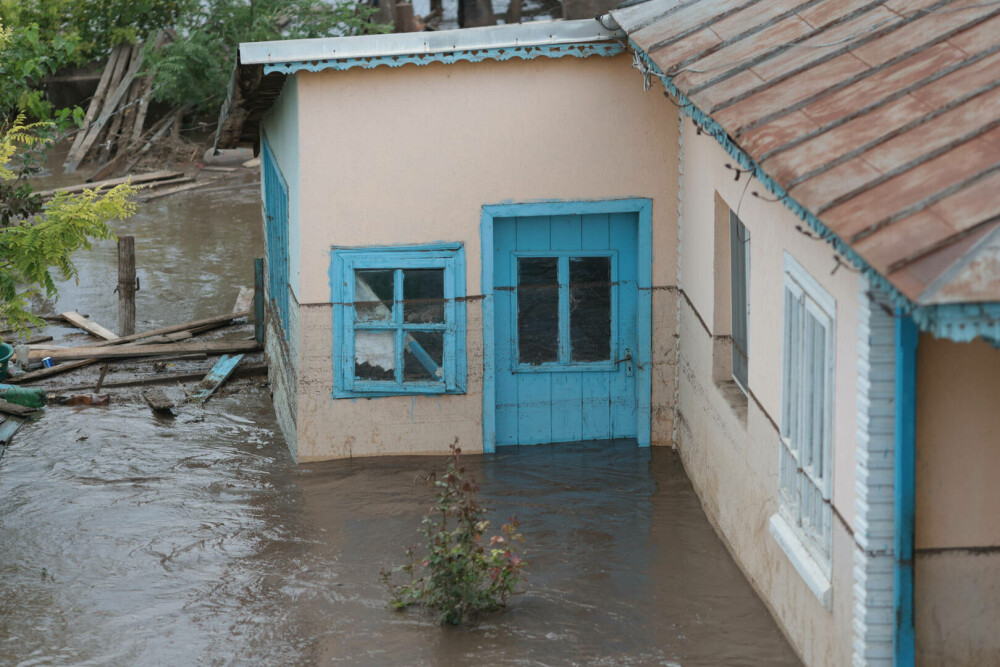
top-left (612, 0), bottom-right (1000, 306)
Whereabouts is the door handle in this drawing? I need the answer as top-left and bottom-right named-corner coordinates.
top-left (615, 348), bottom-right (633, 377)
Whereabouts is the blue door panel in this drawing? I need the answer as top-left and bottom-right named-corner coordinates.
top-left (493, 211), bottom-right (639, 447)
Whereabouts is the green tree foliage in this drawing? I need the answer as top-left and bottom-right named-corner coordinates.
top-left (0, 114), bottom-right (137, 333)
top-left (147, 0), bottom-right (391, 112)
top-left (382, 443), bottom-right (527, 625)
top-left (0, 1), bottom-right (188, 119)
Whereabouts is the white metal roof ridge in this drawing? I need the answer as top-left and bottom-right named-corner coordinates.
top-left (239, 19), bottom-right (624, 65)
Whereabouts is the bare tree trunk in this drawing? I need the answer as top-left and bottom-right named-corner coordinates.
top-left (459, 0), bottom-right (493, 27)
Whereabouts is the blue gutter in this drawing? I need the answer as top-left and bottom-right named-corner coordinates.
top-left (628, 41), bottom-right (1000, 344)
top-left (894, 313), bottom-right (918, 666)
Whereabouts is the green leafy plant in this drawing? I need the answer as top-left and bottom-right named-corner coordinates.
top-left (146, 0), bottom-right (391, 113)
top-left (0, 111), bottom-right (137, 333)
top-left (381, 442), bottom-right (526, 625)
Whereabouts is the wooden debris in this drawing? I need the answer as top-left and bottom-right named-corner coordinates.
top-left (90, 311), bottom-right (252, 348)
top-left (143, 181), bottom-right (210, 202)
top-left (189, 354), bottom-right (244, 403)
top-left (0, 417), bottom-right (25, 445)
top-left (233, 287), bottom-right (254, 316)
top-left (3, 334), bottom-right (53, 345)
top-left (35, 170), bottom-right (184, 200)
top-left (65, 44), bottom-right (127, 170)
top-left (31, 340), bottom-right (259, 362)
top-left (144, 352), bottom-right (207, 364)
top-left (95, 364), bottom-right (109, 393)
top-left (142, 387), bottom-right (175, 415)
top-left (0, 399), bottom-right (36, 417)
top-left (8, 358), bottom-right (96, 384)
top-left (61, 311), bottom-right (119, 341)
top-left (200, 166), bottom-right (236, 173)
top-left (57, 363), bottom-right (267, 393)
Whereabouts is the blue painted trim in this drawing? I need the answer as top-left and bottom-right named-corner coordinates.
top-left (329, 242), bottom-right (467, 398)
top-left (480, 197), bottom-right (654, 453)
top-left (894, 312), bottom-right (917, 667)
top-left (627, 41), bottom-right (1000, 342)
top-left (261, 131), bottom-right (291, 343)
top-left (264, 42), bottom-right (624, 75)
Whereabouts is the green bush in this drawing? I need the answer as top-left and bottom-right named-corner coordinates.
top-left (382, 442), bottom-right (527, 625)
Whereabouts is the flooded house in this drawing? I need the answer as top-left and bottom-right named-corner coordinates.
top-left (216, 2), bottom-right (1000, 665)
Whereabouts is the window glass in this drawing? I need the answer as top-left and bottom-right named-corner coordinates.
top-left (569, 256), bottom-right (612, 362)
top-left (355, 269), bottom-right (394, 322)
top-left (517, 257), bottom-right (559, 365)
top-left (404, 331), bottom-right (444, 380)
top-left (403, 269), bottom-right (445, 324)
top-left (355, 330), bottom-right (395, 380)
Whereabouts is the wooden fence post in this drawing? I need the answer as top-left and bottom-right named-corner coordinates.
top-left (254, 258), bottom-right (265, 346)
top-left (118, 236), bottom-right (136, 336)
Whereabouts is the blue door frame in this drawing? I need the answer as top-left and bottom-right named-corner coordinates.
top-left (481, 199), bottom-right (653, 453)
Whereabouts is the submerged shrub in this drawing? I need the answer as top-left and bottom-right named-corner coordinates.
top-left (381, 442), bottom-right (526, 625)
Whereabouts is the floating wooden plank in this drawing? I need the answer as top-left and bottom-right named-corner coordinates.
top-left (3, 334), bottom-right (53, 345)
top-left (143, 352), bottom-right (207, 363)
top-left (34, 170), bottom-right (184, 200)
top-left (61, 311), bottom-right (119, 341)
top-left (143, 181), bottom-right (210, 202)
top-left (189, 354), bottom-right (244, 404)
top-left (0, 416), bottom-right (25, 445)
top-left (31, 340), bottom-right (259, 362)
top-left (6, 358), bottom-right (97, 384)
top-left (56, 363), bottom-right (268, 392)
top-left (91, 311), bottom-right (252, 348)
top-left (233, 287), bottom-right (254, 315)
top-left (0, 400), bottom-right (36, 417)
top-left (142, 387), bottom-right (175, 414)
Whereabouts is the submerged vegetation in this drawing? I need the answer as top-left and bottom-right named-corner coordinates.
top-left (382, 442), bottom-right (527, 625)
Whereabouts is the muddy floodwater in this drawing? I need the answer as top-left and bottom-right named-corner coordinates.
top-left (0, 157), bottom-right (799, 665)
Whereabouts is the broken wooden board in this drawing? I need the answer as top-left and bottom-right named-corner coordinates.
top-left (61, 311), bottom-right (119, 340)
top-left (56, 363), bottom-right (267, 392)
top-left (34, 170), bottom-right (184, 200)
top-left (189, 354), bottom-right (244, 404)
top-left (3, 334), bottom-right (53, 345)
top-left (142, 388), bottom-right (175, 415)
top-left (232, 287), bottom-right (254, 315)
top-left (7, 358), bottom-right (96, 384)
top-left (0, 416), bottom-right (25, 445)
top-left (32, 340), bottom-right (259, 362)
top-left (91, 311), bottom-right (252, 348)
top-left (0, 399), bottom-right (36, 417)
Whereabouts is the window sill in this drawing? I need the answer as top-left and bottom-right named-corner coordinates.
top-left (768, 513), bottom-right (832, 609)
top-left (714, 379), bottom-right (748, 423)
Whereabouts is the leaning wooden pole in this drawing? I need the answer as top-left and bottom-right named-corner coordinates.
top-left (254, 258), bottom-right (265, 346)
top-left (117, 236), bottom-right (136, 336)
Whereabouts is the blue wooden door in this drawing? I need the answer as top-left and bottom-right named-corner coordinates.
top-left (493, 212), bottom-right (639, 446)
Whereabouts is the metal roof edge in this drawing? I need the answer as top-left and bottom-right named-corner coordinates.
top-left (238, 19), bottom-right (624, 66)
top-left (627, 40), bottom-right (1000, 343)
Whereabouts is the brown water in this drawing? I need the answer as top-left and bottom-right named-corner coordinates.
top-left (0, 155), bottom-right (799, 666)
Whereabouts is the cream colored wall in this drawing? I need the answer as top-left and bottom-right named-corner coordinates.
top-left (915, 335), bottom-right (1000, 664)
top-left (675, 121), bottom-right (862, 665)
top-left (291, 54), bottom-right (679, 460)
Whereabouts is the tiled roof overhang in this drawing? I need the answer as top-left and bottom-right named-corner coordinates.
top-left (611, 0), bottom-right (1000, 341)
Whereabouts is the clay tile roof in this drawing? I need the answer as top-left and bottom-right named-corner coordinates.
top-left (612, 0), bottom-right (1000, 306)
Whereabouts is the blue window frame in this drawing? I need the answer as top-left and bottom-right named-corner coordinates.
top-left (261, 133), bottom-right (290, 341)
top-left (331, 243), bottom-right (467, 397)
